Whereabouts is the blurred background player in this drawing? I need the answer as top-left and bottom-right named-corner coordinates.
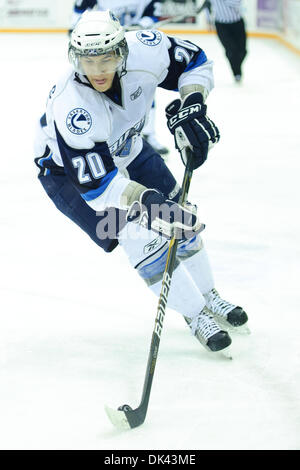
top-left (70, 0), bottom-right (169, 157)
top-left (205, 0), bottom-right (247, 83)
top-left (35, 10), bottom-right (248, 355)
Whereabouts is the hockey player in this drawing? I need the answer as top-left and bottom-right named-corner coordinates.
top-left (34, 10), bottom-right (248, 354)
top-left (70, 0), bottom-right (169, 156)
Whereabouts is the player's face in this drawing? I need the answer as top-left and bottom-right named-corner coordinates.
top-left (80, 53), bottom-right (120, 92)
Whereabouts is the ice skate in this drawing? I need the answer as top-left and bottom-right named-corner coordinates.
top-left (204, 288), bottom-right (250, 334)
top-left (184, 306), bottom-right (232, 357)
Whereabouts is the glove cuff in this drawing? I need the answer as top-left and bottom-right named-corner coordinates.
top-left (179, 85), bottom-right (207, 101)
top-left (181, 91), bottom-right (205, 107)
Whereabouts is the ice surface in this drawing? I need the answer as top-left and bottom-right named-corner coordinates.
top-left (0, 32), bottom-right (300, 450)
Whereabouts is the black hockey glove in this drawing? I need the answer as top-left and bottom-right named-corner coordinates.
top-left (165, 92), bottom-right (220, 169)
top-left (127, 189), bottom-right (204, 240)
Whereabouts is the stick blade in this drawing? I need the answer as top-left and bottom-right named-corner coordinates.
top-left (104, 405), bottom-right (131, 430)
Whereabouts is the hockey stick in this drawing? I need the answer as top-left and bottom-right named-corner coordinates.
top-left (154, 0), bottom-right (210, 29)
top-left (105, 148), bottom-right (197, 430)
top-left (124, 1), bottom-right (209, 31)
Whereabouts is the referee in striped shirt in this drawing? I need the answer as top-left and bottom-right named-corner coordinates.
top-left (206, 0), bottom-right (247, 82)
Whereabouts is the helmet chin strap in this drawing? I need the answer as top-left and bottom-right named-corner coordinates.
top-left (118, 61), bottom-right (128, 78)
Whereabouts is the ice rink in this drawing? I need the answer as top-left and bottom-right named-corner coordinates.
top-left (0, 30), bottom-right (300, 450)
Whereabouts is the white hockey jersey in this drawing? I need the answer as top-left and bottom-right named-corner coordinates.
top-left (34, 31), bottom-right (214, 213)
top-left (71, 0), bottom-right (162, 28)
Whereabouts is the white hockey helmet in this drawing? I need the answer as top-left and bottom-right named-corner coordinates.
top-left (68, 10), bottom-right (128, 76)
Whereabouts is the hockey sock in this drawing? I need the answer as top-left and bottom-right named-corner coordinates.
top-left (149, 263), bottom-right (205, 318)
top-left (177, 236), bottom-right (214, 295)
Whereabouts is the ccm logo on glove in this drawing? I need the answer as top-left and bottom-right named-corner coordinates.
top-left (166, 92), bottom-right (220, 169)
top-left (168, 104), bottom-right (203, 129)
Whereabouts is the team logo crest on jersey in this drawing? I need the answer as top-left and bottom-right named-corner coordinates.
top-left (136, 30), bottom-right (162, 46)
top-left (66, 108), bottom-right (92, 135)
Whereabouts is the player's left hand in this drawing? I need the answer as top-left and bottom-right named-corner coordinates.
top-left (165, 92), bottom-right (220, 169)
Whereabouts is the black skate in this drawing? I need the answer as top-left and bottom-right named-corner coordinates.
top-left (184, 307), bottom-right (232, 357)
top-left (204, 288), bottom-right (250, 334)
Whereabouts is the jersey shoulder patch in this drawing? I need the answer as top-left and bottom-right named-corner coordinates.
top-left (66, 108), bottom-right (93, 136)
top-left (50, 71), bottom-right (110, 149)
top-left (136, 30), bottom-right (162, 47)
top-left (126, 30), bottom-right (170, 79)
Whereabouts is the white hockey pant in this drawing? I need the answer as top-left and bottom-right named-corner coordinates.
top-left (118, 222), bottom-right (215, 319)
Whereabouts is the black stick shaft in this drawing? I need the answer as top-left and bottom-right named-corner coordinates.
top-left (125, 149), bottom-right (194, 428)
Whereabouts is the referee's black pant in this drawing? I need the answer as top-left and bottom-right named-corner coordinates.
top-left (215, 18), bottom-right (247, 78)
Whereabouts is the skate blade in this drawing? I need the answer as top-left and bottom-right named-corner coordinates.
top-left (235, 324), bottom-right (251, 335)
top-left (203, 343), bottom-right (233, 360)
top-left (215, 318), bottom-right (251, 336)
top-left (218, 345), bottom-right (233, 360)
